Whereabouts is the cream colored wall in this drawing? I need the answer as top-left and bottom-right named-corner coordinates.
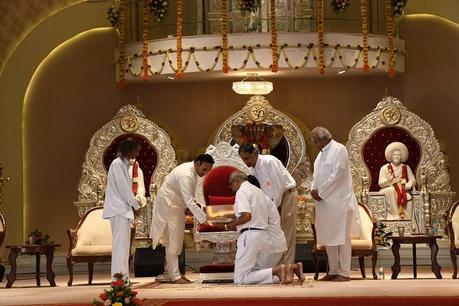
top-left (0, 1), bottom-right (111, 255)
top-left (1, 1), bottom-right (458, 259)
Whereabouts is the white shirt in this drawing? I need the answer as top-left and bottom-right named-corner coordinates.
top-left (253, 154), bottom-right (296, 208)
top-left (150, 162), bottom-right (207, 249)
top-left (103, 157), bottom-right (140, 220)
top-left (312, 140), bottom-right (360, 245)
top-left (234, 181), bottom-right (287, 254)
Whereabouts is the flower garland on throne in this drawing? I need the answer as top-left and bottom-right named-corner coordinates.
top-left (378, 142), bottom-right (416, 220)
top-left (231, 122), bottom-right (283, 154)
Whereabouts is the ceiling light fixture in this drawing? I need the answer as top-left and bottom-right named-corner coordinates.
top-left (232, 73), bottom-right (273, 95)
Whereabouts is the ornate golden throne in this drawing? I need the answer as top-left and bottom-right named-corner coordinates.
top-left (346, 96), bottom-right (455, 235)
top-left (74, 105), bottom-right (177, 245)
top-left (211, 95), bottom-right (315, 243)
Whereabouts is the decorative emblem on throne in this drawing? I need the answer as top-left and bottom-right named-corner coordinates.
top-left (380, 105), bottom-right (401, 126)
top-left (120, 114), bottom-right (140, 132)
top-left (248, 102), bottom-right (268, 122)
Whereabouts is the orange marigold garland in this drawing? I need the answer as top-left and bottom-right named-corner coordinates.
top-left (360, 0), bottom-right (369, 72)
top-left (317, 0), bottom-right (325, 75)
top-left (176, 0), bottom-right (183, 79)
top-left (142, 0), bottom-right (149, 81)
top-left (117, 0), bottom-right (126, 88)
top-left (385, 0), bottom-right (396, 78)
top-left (221, 0), bottom-right (229, 73)
top-left (270, 0), bottom-right (278, 72)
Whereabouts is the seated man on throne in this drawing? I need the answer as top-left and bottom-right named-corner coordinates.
top-left (378, 142), bottom-right (416, 220)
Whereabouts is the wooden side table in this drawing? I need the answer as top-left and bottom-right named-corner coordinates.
top-left (389, 235), bottom-right (442, 279)
top-left (5, 244), bottom-right (61, 288)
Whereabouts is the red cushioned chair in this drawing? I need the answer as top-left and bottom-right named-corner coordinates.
top-left (196, 166), bottom-right (239, 280)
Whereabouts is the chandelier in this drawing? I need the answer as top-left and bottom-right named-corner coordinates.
top-left (232, 73), bottom-right (273, 95)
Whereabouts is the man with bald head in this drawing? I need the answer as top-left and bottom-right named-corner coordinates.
top-left (310, 127), bottom-right (360, 282)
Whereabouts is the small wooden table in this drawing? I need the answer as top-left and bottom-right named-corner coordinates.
top-left (389, 235), bottom-right (442, 279)
top-left (5, 244), bottom-right (60, 288)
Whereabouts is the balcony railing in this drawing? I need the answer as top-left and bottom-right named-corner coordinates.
top-left (121, 0), bottom-right (398, 43)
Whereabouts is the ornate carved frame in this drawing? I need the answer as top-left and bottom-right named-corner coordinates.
top-left (74, 105), bottom-right (177, 241)
top-left (212, 96), bottom-right (315, 242)
top-left (346, 96), bottom-right (455, 234)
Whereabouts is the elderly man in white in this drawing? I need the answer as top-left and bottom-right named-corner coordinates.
top-left (379, 142), bottom-right (416, 220)
top-left (238, 144), bottom-right (298, 265)
top-left (310, 127), bottom-right (360, 282)
top-left (226, 171), bottom-right (304, 285)
top-left (150, 154), bottom-right (214, 284)
top-left (103, 138), bottom-right (142, 281)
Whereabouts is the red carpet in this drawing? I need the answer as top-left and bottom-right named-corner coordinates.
top-left (139, 297), bottom-right (459, 306)
top-left (28, 296), bottom-right (459, 306)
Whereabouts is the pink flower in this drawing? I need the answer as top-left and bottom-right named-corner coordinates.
top-left (104, 299), bottom-right (112, 306)
top-left (125, 297), bottom-right (131, 304)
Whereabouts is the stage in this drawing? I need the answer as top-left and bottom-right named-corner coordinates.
top-left (1, 266), bottom-right (459, 306)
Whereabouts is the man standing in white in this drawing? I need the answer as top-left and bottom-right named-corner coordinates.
top-left (103, 138), bottom-right (142, 281)
top-left (150, 154), bottom-right (214, 284)
top-left (310, 127), bottom-right (360, 282)
top-left (226, 171), bottom-right (303, 285)
top-left (238, 144), bottom-right (298, 265)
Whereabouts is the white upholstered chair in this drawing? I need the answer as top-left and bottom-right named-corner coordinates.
top-left (312, 202), bottom-right (378, 280)
top-left (66, 206), bottom-right (135, 286)
top-left (447, 201), bottom-right (459, 279)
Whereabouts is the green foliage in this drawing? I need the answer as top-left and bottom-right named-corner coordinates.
top-left (374, 221), bottom-right (393, 247)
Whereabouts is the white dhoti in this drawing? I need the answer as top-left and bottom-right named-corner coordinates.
top-left (157, 205), bottom-right (185, 281)
top-left (325, 207), bottom-right (353, 277)
top-left (234, 231), bottom-right (283, 285)
top-left (109, 215), bottom-right (131, 279)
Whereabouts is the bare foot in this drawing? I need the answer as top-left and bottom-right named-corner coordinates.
top-left (173, 277), bottom-right (191, 284)
top-left (273, 264), bottom-right (286, 284)
top-left (284, 264), bottom-right (294, 284)
top-left (293, 262), bottom-right (305, 284)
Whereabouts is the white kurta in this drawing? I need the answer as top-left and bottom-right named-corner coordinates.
top-left (253, 155), bottom-right (296, 208)
top-left (103, 157), bottom-right (140, 279)
top-left (150, 162), bottom-right (206, 253)
top-left (312, 140), bottom-right (361, 246)
top-left (234, 181), bottom-right (287, 285)
top-left (379, 163), bottom-right (416, 220)
top-left (252, 154), bottom-right (297, 264)
top-left (103, 157), bottom-right (140, 220)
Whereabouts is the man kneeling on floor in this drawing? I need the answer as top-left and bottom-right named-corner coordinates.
top-left (225, 171), bottom-right (304, 285)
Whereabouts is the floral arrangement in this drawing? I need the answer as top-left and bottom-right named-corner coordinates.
top-left (374, 221), bottom-right (393, 247)
top-left (238, 0), bottom-right (261, 16)
top-left (93, 273), bottom-right (141, 306)
top-left (392, 0), bottom-right (407, 17)
top-left (107, 1), bottom-right (120, 28)
top-left (331, 0), bottom-right (350, 13)
top-left (148, 0), bottom-right (169, 23)
top-left (26, 229), bottom-right (53, 245)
